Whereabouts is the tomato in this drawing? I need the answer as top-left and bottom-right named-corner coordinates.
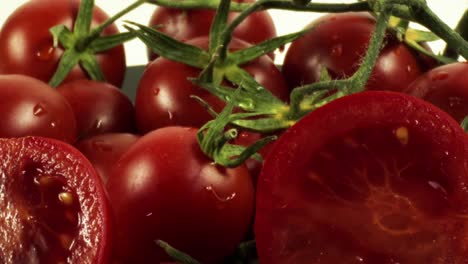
top-left (148, 0), bottom-right (276, 60)
top-left (282, 12), bottom-right (429, 92)
top-left (135, 36), bottom-right (289, 133)
top-left (0, 136), bottom-right (111, 263)
top-left (404, 62), bottom-right (468, 122)
top-left (57, 80), bottom-right (136, 139)
top-left (75, 133), bottom-right (140, 184)
top-left (106, 126), bottom-right (255, 263)
top-left (0, 75), bottom-right (77, 143)
top-left (0, 0), bottom-right (126, 87)
top-left (255, 91), bottom-right (468, 263)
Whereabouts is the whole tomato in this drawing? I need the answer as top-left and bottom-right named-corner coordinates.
top-left (256, 91), bottom-right (468, 263)
top-left (107, 126), bottom-right (255, 263)
top-left (135, 36), bottom-right (289, 134)
top-left (0, 136), bottom-right (112, 263)
top-left (404, 62), bottom-right (468, 122)
top-left (282, 12), bottom-right (430, 92)
top-left (75, 133), bottom-right (140, 184)
top-left (148, 0), bottom-right (277, 60)
top-left (0, 75), bottom-right (77, 143)
top-left (57, 80), bottom-right (136, 139)
top-left (0, 0), bottom-right (126, 87)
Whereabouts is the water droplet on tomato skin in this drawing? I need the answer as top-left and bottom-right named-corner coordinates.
top-left (50, 122), bottom-right (56, 128)
top-left (33, 103), bottom-right (47, 116)
top-left (36, 45), bottom-right (55, 61)
top-left (331, 44), bottom-right (343, 57)
top-left (205, 185), bottom-right (237, 203)
top-left (153, 88), bottom-right (160, 95)
top-left (406, 65), bottom-right (412, 73)
top-left (431, 71), bottom-right (449, 81)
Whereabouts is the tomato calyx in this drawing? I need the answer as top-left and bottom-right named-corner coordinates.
top-left (47, 0), bottom-right (145, 87)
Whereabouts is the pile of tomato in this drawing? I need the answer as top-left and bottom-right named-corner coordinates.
top-left (1, 0), bottom-right (468, 263)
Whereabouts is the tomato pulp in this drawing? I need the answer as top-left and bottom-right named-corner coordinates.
top-left (0, 136), bottom-right (111, 263)
top-left (256, 91), bottom-right (468, 263)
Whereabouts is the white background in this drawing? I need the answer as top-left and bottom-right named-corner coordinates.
top-left (1, 0), bottom-right (467, 66)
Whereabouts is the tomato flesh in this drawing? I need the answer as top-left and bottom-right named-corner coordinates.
top-left (0, 137), bottom-right (111, 263)
top-left (255, 91), bottom-right (468, 263)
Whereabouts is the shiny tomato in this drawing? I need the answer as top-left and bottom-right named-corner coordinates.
top-left (57, 80), bottom-right (136, 139)
top-left (0, 75), bottom-right (77, 143)
top-left (75, 133), bottom-right (140, 184)
top-left (404, 62), bottom-right (468, 122)
top-left (107, 126), bottom-right (255, 263)
top-left (0, 136), bottom-right (111, 263)
top-left (256, 91), bottom-right (468, 263)
top-left (0, 0), bottom-right (126, 87)
top-left (148, 0), bottom-right (276, 60)
top-left (282, 12), bottom-right (429, 91)
top-left (135, 36), bottom-right (289, 133)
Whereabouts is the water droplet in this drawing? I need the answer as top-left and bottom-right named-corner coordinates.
top-left (94, 119), bottom-right (103, 130)
top-left (355, 256), bottom-right (364, 262)
top-left (92, 140), bottom-right (113, 152)
top-left (448, 96), bottom-right (463, 108)
top-left (406, 65), bottom-right (412, 73)
top-left (33, 103), bottom-right (47, 116)
top-left (205, 185), bottom-right (236, 202)
top-left (331, 44), bottom-right (343, 57)
top-left (428, 181), bottom-right (448, 196)
top-left (167, 111), bottom-right (173, 120)
top-left (239, 99), bottom-right (255, 110)
top-left (146, 212), bottom-right (153, 217)
top-left (50, 122), bottom-right (56, 128)
top-left (36, 45), bottom-right (55, 61)
top-left (431, 71), bottom-right (449, 81)
top-left (153, 88), bottom-right (160, 95)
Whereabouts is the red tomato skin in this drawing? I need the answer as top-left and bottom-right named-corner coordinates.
top-left (57, 80), bottom-right (136, 139)
top-left (135, 36), bottom-right (289, 134)
top-left (0, 75), bottom-right (77, 143)
top-left (0, 136), bottom-right (112, 263)
top-left (75, 133), bottom-right (140, 184)
top-left (148, 0), bottom-right (276, 60)
top-left (282, 12), bottom-right (427, 92)
top-left (404, 62), bottom-right (468, 122)
top-left (106, 126), bottom-right (255, 264)
top-left (0, 0), bottom-right (126, 87)
top-left (255, 91), bottom-right (468, 263)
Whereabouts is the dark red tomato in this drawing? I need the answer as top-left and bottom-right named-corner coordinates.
top-left (0, 0), bottom-right (126, 87)
top-left (136, 36), bottom-right (289, 134)
top-left (107, 126), bottom-right (254, 263)
top-left (404, 62), bottom-right (468, 122)
top-left (148, 0), bottom-right (276, 60)
top-left (0, 136), bottom-right (111, 263)
top-left (282, 12), bottom-right (429, 92)
top-left (75, 133), bottom-right (140, 184)
top-left (255, 91), bottom-right (468, 263)
top-left (0, 75), bottom-right (77, 143)
top-left (57, 79), bottom-right (136, 139)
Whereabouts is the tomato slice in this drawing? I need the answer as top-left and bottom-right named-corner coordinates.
top-left (0, 137), bottom-right (111, 263)
top-left (255, 91), bottom-right (468, 263)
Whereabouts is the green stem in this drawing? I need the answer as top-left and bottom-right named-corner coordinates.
top-left (150, 0), bottom-right (371, 13)
top-left (289, 5), bottom-right (391, 120)
top-left (443, 9), bottom-right (468, 59)
top-left (413, 4), bottom-right (468, 60)
top-left (77, 0), bottom-right (147, 51)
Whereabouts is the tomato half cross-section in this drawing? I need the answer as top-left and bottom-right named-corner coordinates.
top-left (0, 136), bottom-right (112, 264)
top-left (255, 91), bottom-right (468, 263)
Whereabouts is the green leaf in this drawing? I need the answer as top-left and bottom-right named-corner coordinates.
top-left (48, 49), bottom-right (81, 87)
top-left (156, 240), bottom-right (201, 264)
top-left (228, 28), bottom-right (311, 65)
top-left (232, 117), bottom-right (292, 133)
top-left (49, 25), bottom-right (75, 49)
top-left (224, 67), bottom-right (284, 105)
top-left (79, 53), bottom-right (106, 81)
top-left (209, 0), bottom-right (231, 53)
top-left (461, 116), bottom-right (468, 133)
top-left (89, 32), bottom-right (136, 52)
top-left (74, 0), bottom-right (94, 36)
top-left (125, 22), bottom-right (210, 68)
